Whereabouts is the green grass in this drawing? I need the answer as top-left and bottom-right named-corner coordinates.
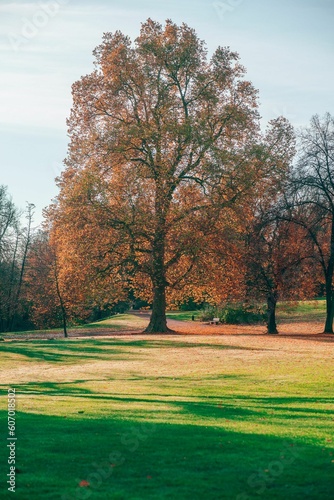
top-left (193, 300), bottom-right (327, 325)
top-left (3, 314), bottom-right (149, 337)
top-left (166, 310), bottom-right (202, 321)
top-left (79, 314), bottom-right (148, 330)
top-left (277, 300), bottom-right (326, 322)
top-left (0, 334), bottom-right (333, 499)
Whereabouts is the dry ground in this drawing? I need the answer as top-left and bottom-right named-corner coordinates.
top-left (2, 313), bottom-right (334, 342)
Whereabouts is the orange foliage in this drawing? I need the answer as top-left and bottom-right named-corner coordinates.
top-left (45, 20), bottom-right (296, 331)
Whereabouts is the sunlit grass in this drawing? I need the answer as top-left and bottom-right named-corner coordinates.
top-left (166, 299), bottom-right (327, 324)
top-left (0, 334), bottom-right (333, 498)
top-left (83, 313), bottom-right (148, 330)
top-left (277, 299), bottom-right (326, 322)
top-left (166, 310), bottom-right (202, 321)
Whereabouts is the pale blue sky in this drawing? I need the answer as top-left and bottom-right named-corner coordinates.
top-left (1, 0), bottom-right (333, 224)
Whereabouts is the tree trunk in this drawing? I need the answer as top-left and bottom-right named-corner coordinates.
top-left (144, 284), bottom-right (170, 333)
top-left (324, 216), bottom-right (334, 333)
top-left (61, 305), bottom-right (68, 338)
top-left (324, 278), bottom-right (334, 333)
top-left (5, 232), bottom-right (19, 332)
top-left (54, 255), bottom-right (68, 338)
top-left (144, 206), bottom-right (171, 333)
top-left (267, 292), bottom-right (278, 334)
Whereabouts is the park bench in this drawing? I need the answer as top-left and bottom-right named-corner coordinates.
top-left (209, 317), bottom-right (220, 325)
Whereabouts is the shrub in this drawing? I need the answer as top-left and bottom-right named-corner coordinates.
top-left (199, 303), bottom-right (266, 325)
top-left (220, 304), bottom-right (266, 325)
top-left (198, 307), bottom-right (216, 322)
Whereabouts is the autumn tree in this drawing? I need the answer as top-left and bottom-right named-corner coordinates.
top-left (245, 207), bottom-right (316, 333)
top-left (242, 117), bottom-right (316, 334)
top-left (48, 19), bottom-right (267, 332)
top-left (287, 113), bottom-right (334, 333)
top-left (24, 231), bottom-right (69, 336)
top-left (25, 226), bottom-right (120, 336)
top-left (169, 116), bottom-right (298, 313)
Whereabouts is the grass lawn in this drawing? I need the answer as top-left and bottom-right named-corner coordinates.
top-left (166, 299), bottom-right (327, 324)
top-left (277, 300), bottom-right (326, 322)
top-left (0, 329), bottom-right (334, 499)
top-left (80, 314), bottom-right (149, 331)
top-left (166, 310), bottom-right (202, 321)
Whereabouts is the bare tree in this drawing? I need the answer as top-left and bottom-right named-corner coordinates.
top-left (0, 192), bottom-right (36, 332)
top-left (7, 203), bottom-right (35, 331)
top-left (0, 186), bottom-right (18, 251)
top-left (291, 113), bottom-right (334, 333)
top-left (0, 186), bottom-right (20, 331)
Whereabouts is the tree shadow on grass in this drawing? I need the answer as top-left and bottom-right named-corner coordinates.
top-left (0, 380), bottom-right (96, 396)
top-left (0, 410), bottom-right (332, 499)
top-left (0, 338), bottom-right (267, 365)
top-left (0, 340), bottom-right (143, 363)
top-left (2, 378), bottom-right (333, 422)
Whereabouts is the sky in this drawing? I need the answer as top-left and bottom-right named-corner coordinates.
top-left (1, 0), bottom-right (333, 225)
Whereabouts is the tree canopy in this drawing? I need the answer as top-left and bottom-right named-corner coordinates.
top-left (47, 19), bottom-right (266, 332)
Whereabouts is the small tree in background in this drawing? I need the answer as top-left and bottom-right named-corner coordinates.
top-left (245, 209), bottom-right (316, 333)
top-left (0, 187), bottom-right (35, 332)
top-left (25, 231), bottom-right (69, 336)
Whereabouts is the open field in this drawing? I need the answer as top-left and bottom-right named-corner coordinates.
top-left (1, 314), bottom-right (334, 499)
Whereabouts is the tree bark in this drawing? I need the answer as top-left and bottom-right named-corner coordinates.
top-left (324, 216), bottom-right (334, 333)
top-left (267, 292), bottom-right (278, 334)
top-left (324, 278), bottom-right (334, 333)
top-left (4, 232), bottom-right (19, 332)
top-left (54, 255), bottom-right (68, 338)
top-left (61, 305), bottom-right (68, 338)
top-left (144, 244), bottom-right (172, 332)
top-left (144, 183), bottom-right (174, 333)
top-left (144, 284), bottom-right (171, 333)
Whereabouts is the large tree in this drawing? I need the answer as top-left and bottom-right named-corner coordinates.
top-left (49, 19), bottom-right (263, 332)
top-left (288, 113), bottom-right (334, 333)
